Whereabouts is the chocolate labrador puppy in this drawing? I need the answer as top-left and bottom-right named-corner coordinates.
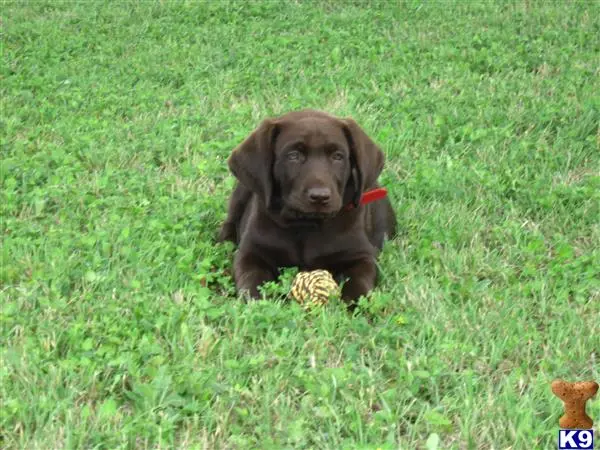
top-left (218, 109), bottom-right (396, 302)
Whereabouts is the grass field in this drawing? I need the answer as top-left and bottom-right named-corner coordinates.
top-left (2, 1), bottom-right (599, 448)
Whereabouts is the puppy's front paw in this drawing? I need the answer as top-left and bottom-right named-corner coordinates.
top-left (234, 261), bottom-right (275, 301)
top-left (337, 257), bottom-right (377, 303)
top-left (341, 277), bottom-right (374, 302)
top-left (236, 280), bottom-right (263, 300)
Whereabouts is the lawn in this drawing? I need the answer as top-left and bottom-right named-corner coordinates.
top-left (2, 1), bottom-right (599, 448)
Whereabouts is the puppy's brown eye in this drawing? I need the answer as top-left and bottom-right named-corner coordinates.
top-left (287, 150), bottom-right (301, 161)
top-left (331, 151), bottom-right (345, 161)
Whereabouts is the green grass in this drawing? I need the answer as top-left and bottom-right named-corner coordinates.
top-left (2, 1), bottom-right (599, 448)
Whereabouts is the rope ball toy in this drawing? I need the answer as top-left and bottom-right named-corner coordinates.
top-left (290, 270), bottom-right (340, 308)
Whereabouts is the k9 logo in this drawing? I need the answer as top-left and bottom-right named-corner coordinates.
top-left (558, 430), bottom-right (594, 450)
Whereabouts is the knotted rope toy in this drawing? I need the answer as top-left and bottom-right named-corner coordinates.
top-left (290, 270), bottom-right (340, 308)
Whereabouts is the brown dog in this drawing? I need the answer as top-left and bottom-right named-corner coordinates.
top-left (218, 110), bottom-right (397, 302)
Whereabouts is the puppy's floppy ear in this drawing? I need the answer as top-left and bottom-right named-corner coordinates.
top-left (228, 119), bottom-right (280, 208)
top-left (342, 118), bottom-right (385, 206)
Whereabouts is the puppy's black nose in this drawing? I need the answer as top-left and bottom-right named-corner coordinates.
top-left (307, 187), bottom-right (331, 204)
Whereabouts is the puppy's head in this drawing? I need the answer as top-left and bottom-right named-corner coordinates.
top-left (228, 110), bottom-right (384, 219)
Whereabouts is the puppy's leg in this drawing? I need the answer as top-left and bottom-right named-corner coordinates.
top-left (218, 182), bottom-right (252, 243)
top-left (339, 257), bottom-right (377, 302)
top-left (233, 252), bottom-right (276, 299)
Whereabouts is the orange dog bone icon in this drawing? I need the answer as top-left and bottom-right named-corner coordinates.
top-left (551, 379), bottom-right (598, 429)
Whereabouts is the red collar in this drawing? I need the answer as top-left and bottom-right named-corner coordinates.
top-left (344, 187), bottom-right (388, 211)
